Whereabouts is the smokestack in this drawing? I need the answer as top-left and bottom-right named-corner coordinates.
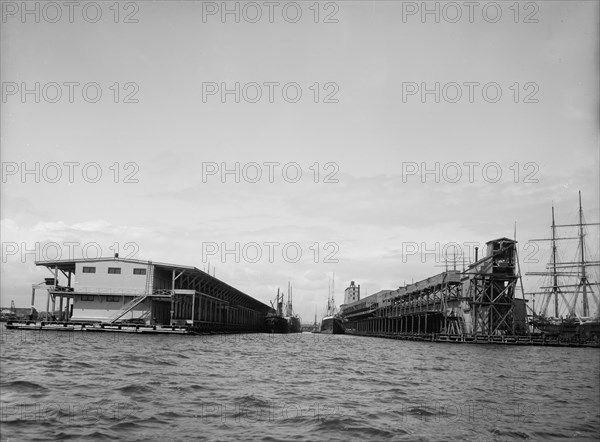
top-left (475, 247), bottom-right (478, 262)
top-left (114, 252), bottom-right (119, 258)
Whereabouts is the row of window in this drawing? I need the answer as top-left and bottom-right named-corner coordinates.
top-left (80, 295), bottom-right (126, 302)
top-left (82, 267), bottom-right (146, 275)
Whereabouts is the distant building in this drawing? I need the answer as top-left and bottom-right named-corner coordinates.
top-left (344, 281), bottom-right (360, 305)
top-left (0, 306), bottom-right (37, 321)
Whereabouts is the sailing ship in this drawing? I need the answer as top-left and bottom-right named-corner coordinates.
top-left (526, 191), bottom-right (600, 339)
top-left (320, 274), bottom-right (345, 334)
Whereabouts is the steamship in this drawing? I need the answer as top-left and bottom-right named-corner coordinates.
top-left (320, 275), bottom-right (345, 334)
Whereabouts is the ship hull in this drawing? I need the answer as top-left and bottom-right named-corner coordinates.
top-left (532, 317), bottom-right (599, 339)
top-left (287, 316), bottom-right (302, 333)
top-left (537, 323), bottom-right (577, 338)
top-left (578, 320), bottom-right (600, 339)
top-left (264, 316), bottom-right (289, 333)
top-left (320, 316), bottom-right (345, 334)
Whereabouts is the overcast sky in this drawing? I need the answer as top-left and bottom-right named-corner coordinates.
top-left (1, 1), bottom-right (599, 321)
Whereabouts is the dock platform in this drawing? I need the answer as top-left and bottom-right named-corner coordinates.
top-left (346, 331), bottom-right (600, 347)
top-left (3, 321), bottom-right (241, 335)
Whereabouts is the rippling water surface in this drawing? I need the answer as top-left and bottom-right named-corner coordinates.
top-left (1, 329), bottom-right (599, 441)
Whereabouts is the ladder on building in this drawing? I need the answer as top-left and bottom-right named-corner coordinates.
top-left (107, 295), bottom-right (148, 324)
top-left (145, 261), bottom-right (153, 295)
top-left (106, 261), bottom-right (154, 324)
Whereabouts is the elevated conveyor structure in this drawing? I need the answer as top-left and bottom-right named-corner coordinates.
top-left (341, 238), bottom-right (530, 343)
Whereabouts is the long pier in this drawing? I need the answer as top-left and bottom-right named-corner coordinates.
top-left (346, 331), bottom-right (599, 347)
top-left (19, 256), bottom-right (272, 333)
top-left (3, 319), bottom-right (269, 335)
top-left (340, 238), bottom-right (599, 347)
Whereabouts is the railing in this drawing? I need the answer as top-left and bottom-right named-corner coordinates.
top-left (48, 286), bottom-right (74, 292)
top-left (51, 287), bottom-right (148, 295)
top-left (43, 287), bottom-right (190, 300)
top-left (107, 295), bottom-right (148, 324)
top-left (152, 289), bottom-right (174, 296)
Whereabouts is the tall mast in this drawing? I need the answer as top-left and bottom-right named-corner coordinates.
top-left (331, 272), bottom-right (335, 315)
top-left (551, 204), bottom-right (559, 317)
top-left (578, 191), bottom-right (589, 316)
top-left (287, 281), bottom-right (292, 316)
top-left (327, 278), bottom-right (330, 315)
top-left (527, 192), bottom-right (600, 320)
top-left (277, 287), bottom-right (281, 316)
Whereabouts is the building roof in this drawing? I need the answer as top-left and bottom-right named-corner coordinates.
top-left (36, 257), bottom-right (165, 272)
top-left (486, 237), bottom-right (517, 244)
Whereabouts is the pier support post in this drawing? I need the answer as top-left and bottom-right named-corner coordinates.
top-left (191, 293), bottom-right (196, 326)
top-left (45, 290), bottom-right (50, 321)
top-left (30, 287), bottom-right (35, 318)
top-left (170, 269), bottom-right (177, 325)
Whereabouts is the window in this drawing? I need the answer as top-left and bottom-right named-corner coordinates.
top-left (108, 267), bottom-right (121, 274)
top-left (105, 296), bottom-right (121, 302)
top-left (82, 267), bottom-right (96, 273)
top-left (80, 295), bottom-right (94, 301)
top-left (133, 268), bottom-right (146, 275)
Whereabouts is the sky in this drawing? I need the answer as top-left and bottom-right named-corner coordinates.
top-left (1, 0), bottom-right (599, 321)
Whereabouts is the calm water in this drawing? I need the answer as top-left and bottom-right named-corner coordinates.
top-left (1, 329), bottom-right (599, 441)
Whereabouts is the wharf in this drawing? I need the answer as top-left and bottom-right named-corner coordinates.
top-left (3, 321), bottom-right (247, 335)
top-left (347, 331), bottom-right (600, 348)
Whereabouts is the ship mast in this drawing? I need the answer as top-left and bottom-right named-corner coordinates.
top-left (528, 191), bottom-right (600, 319)
top-left (286, 281), bottom-right (293, 317)
top-left (578, 191), bottom-right (589, 316)
top-left (276, 288), bottom-right (282, 316)
top-left (325, 273), bottom-right (336, 317)
top-left (551, 205), bottom-right (560, 317)
top-left (529, 204), bottom-right (563, 318)
top-left (327, 277), bottom-right (332, 316)
top-left (331, 272), bottom-right (335, 316)
top-left (554, 191), bottom-right (600, 318)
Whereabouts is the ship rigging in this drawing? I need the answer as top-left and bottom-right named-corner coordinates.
top-left (526, 191), bottom-right (600, 324)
